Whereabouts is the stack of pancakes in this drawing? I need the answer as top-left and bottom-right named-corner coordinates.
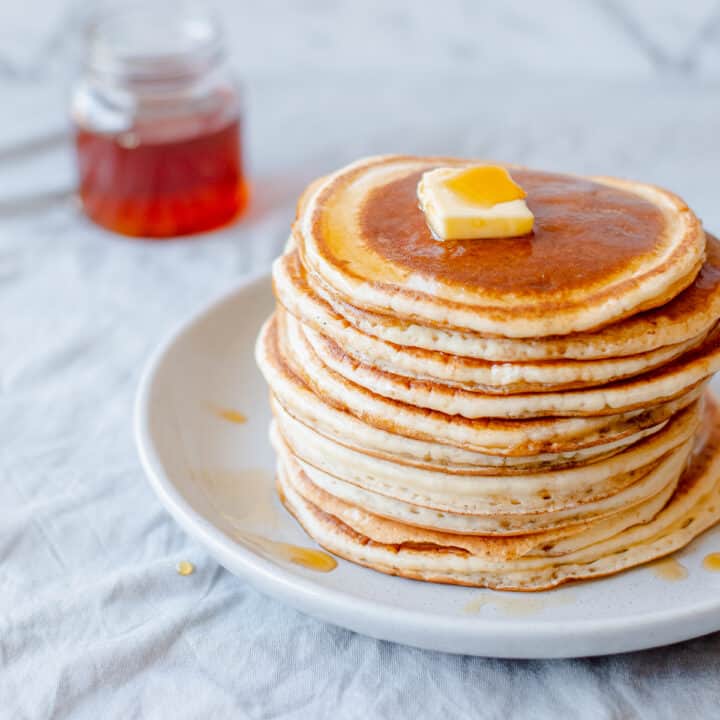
top-left (256, 155), bottom-right (720, 590)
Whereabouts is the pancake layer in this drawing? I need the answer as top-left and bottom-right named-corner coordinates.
top-left (296, 156), bottom-right (705, 337)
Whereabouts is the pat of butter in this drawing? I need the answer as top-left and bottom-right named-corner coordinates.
top-left (417, 165), bottom-right (534, 241)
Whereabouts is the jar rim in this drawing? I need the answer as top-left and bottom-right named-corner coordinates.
top-left (85, 2), bottom-right (225, 84)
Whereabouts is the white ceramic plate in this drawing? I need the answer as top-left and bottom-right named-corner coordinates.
top-left (135, 274), bottom-right (720, 658)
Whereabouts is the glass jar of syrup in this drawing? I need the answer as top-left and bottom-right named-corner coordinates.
top-left (72, 4), bottom-right (247, 238)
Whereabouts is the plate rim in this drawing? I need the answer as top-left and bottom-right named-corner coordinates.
top-left (134, 272), bottom-right (720, 658)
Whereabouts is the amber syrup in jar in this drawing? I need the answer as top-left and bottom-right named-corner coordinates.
top-left (73, 4), bottom-right (247, 238)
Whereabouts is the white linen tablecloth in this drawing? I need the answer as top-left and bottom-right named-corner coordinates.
top-left (3, 68), bottom-right (720, 719)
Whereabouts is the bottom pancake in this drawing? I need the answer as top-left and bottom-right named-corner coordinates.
top-left (276, 397), bottom-right (720, 591)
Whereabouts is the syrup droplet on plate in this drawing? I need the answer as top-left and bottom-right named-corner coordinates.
top-left (702, 552), bottom-right (720, 572)
top-left (231, 532), bottom-right (338, 573)
top-left (651, 557), bottom-right (688, 581)
top-left (279, 542), bottom-right (338, 572)
top-left (463, 590), bottom-right (574, 616)
top-left (463, 595), bottom-right (487, 614)
top-left (215, 407), bottom-right (247, 424)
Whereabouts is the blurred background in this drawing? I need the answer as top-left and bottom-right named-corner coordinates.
top-left (4, 0), bottom-right (720, 246)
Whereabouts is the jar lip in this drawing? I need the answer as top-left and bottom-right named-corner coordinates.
top-left (85, 2), bottom-right (225, 84)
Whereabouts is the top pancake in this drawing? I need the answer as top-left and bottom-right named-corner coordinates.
top-left (296, 155), bottom-right (705, 338)
top-left (300, 234), bottom-right (720, 362)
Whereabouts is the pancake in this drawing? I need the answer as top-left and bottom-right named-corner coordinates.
top-left (293, 312), bottom-right (720, 418)
top-left (279, 442), bottom-right (685, 544)
top-left (304, 232), bottom-right (720, 362)
top-left (257, 314), bottom-right (704, 456)
top-left (295, 155), bottom-right (705, 337)
top-left (274, 250), bottom-right (709, 393)
top-left (276, 427), bottom-right (692, 535)
top-left (271, 398), bottom-right (700, 518)
top-left (277, 397), bottom-right (720, 590)
top-left (269, 394), bottom-right (671, 474)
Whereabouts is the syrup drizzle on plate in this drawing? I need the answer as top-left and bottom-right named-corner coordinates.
top-left (651, 557), bottom-right (688, 581)
top-left (213, 406), bottom-right (247, 424)
top-left (229, 531), bottom-right (338, 573)
top-left (464, 590), bottom-right (575, 617)
top-left (195, 467), bottom-right (338, 574)
top-left (202, 408), bottom-right (336, 572)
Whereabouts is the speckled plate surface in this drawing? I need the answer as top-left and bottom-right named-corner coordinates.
top-left (134, 274), bottom-right (720, 658)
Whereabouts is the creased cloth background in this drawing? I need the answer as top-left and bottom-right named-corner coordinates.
top-left (3, 1), bottom-right (720, 718)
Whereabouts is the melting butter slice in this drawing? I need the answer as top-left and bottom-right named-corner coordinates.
top-left (417, 165), bottom-right (534, 241)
